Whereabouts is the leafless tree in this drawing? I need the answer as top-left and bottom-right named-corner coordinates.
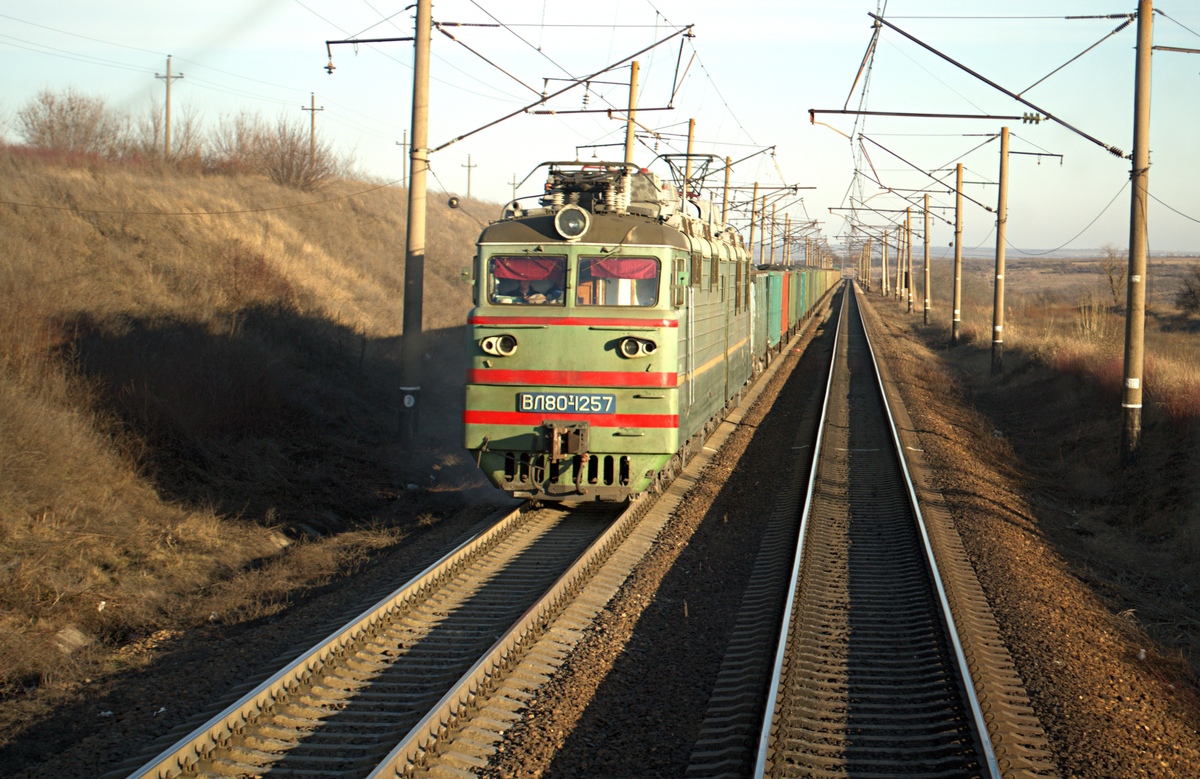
top-left (171, 103), bottom-right (205, 163)
top-left (1100, 243), bottom-right (1127, 310)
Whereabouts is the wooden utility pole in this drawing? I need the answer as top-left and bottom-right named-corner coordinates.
top-left (748, 181), bottom-right (759, 261)
top-left (462, 154), bottom-right (477, 200)
top-left (302, 93), bottom-right (324, 170)
top-left (399, 0), bottom-right (432, 445)
top-left (1122, 0), bottom-right (1153, 464)
top-left (952, 163), bottom-right (964, 346)
top-left (509, 173), bottom-right (519, 203)
top-left (784, 214), bottom-right (792, 264)
top-left (722, 156), bottom-right (731, 224)
top-left (923, 193), bottom-right (931, 324)
top-left (770, 204), bottom-right (777, 264)
top-left (155, 55), bottom-right (184, 160)
top-left (684, 118), bottom-right (696, 197)
top-left (895, 227), bottom-right (903, 300)
top-left (882, 229), bottom-right (890, 296)
top-left (396, 130), bottom-right (409, 185)
top-left (906, 207), bottom-right (914, 313)
top-left (992, 126), bottom-right (1010, 374)
top-left (761, 194), bottom-right (768, 261)
top-left (625, 61), bottom-right (639, 164)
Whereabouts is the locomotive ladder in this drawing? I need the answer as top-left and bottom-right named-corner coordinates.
top-left (750, 284), bottom-right (1058, 778)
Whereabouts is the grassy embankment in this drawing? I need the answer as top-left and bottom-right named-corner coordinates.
top-left (0, 145), bottom-right (495, 727)
top-left (884, 252), bottom-right (1200, 673)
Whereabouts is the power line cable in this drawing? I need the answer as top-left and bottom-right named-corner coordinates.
top-left (871, 13), bottom-right (1129, 159)
top-left (352, 1), bottom-right (411, 39)
top-left (1148, 191), bottom-right (1200, 225)
top-left (877, 38), bottom-right (990, 115)
top-left (1007, 180), bottom-right (1130, 255)
top-left (1018, 16), bottom-right (1134, 96)
top-left (0, 12), bottom-right (163, 56)
top-left (1155, 8), bottom-right (1200, 39)
top-left (0, 34), bottom-right (155, 74)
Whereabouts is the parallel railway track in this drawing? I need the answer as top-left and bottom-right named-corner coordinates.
top-left (125, 501), bottom-right (624, 778)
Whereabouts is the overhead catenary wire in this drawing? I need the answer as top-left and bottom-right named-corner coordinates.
top-left (431, 24), bottom-right (693, 153)
top-left (1018, 16), bottom-right (1135, 95)
top-left (433, 22), bottom-right (544, 98)
top-left (870, 13), bottom-right (1129, 159)
top-left (860, 134), bottom-right (993, 211)
top-left (1155, 8), bottom-right (1200, 39)
top-left (1148, 191), bottom-right (1200, 226)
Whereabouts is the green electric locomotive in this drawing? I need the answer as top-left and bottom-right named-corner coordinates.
top-left (463, 160), bottom-right (834, 501)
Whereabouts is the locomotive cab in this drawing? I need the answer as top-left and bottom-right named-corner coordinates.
top-left (463, 163), bottom-right (685, 501)
top-left (460, 159), bottom-right (805, 502)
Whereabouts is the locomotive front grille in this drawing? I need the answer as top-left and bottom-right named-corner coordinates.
top-left (502, 451), bottom-right (631, 496)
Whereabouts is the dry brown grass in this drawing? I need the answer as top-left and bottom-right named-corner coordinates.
top-left (0, 144), bottom-right (494, 728)
top-left (921, 253), bottom-right (1200, 421)
top-left (896, 251), bottom-right (1200, 675)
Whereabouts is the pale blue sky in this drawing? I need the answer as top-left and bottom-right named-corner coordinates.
top-left (2, 1), bottom-right (1198, 253)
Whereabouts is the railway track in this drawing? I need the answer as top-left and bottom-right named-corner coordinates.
top-left (687, 283), bottom-right (1058, 778)
top-left (124, 501), bottom-right (624, 779)
top-left (756, 285), bottom-right (1057, 777)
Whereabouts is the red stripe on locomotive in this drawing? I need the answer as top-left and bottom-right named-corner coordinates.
top-left (469, 315), bottom-right (678, 328)
top-left (467, 368), bottom-right (678, 388)
top-left (463, 410), bottom-right (678, 428)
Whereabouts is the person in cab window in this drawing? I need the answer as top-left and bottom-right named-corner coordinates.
top-left (515, 279), bottom-right (562, 304)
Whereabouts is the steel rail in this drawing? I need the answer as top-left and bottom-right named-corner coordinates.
top-left (126, 506), bottom-right (529, 779)
top-left (753, 281), bottom-right (849, 776)
top-left (366, 494), bottom-right (650, 777)
top-left (753, 281), bottom-right (1001, 778)
top-left (857, 284), bottom-right (1003, 779)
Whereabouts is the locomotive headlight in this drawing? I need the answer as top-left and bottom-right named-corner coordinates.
top-left (496, 334), bottom-right (518, 356)
top-left (619, 337), bottom-right (656, 358)
top-left (553, 204), bottom-right (590, 241)
top-left (481, 334), bottom-right (518, 356)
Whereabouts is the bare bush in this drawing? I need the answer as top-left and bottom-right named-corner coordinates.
top-left (116, 100), bottom-right (203, 165)
top-left (1175, 264), bottom-right (1200, 317)
top-left (16, 87), bottom-right (124, 157)
top-left (1075, 288), bottom-right (1116, 343)
top-left (209, 110), bottom-right (344, 191)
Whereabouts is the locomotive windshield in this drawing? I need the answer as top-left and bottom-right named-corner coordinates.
top-left (576, 257), bottom-right (659, 307)
top-left (488, 256), bottom-right (566, 305)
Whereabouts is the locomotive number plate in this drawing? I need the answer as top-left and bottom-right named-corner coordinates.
top-left (518, 392), bottom-right (616, 414)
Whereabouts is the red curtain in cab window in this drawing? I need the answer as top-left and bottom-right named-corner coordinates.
top-left (491, 257), bottom-right (565, 281)
top-left (583, 258), bottom-right (658, 280)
